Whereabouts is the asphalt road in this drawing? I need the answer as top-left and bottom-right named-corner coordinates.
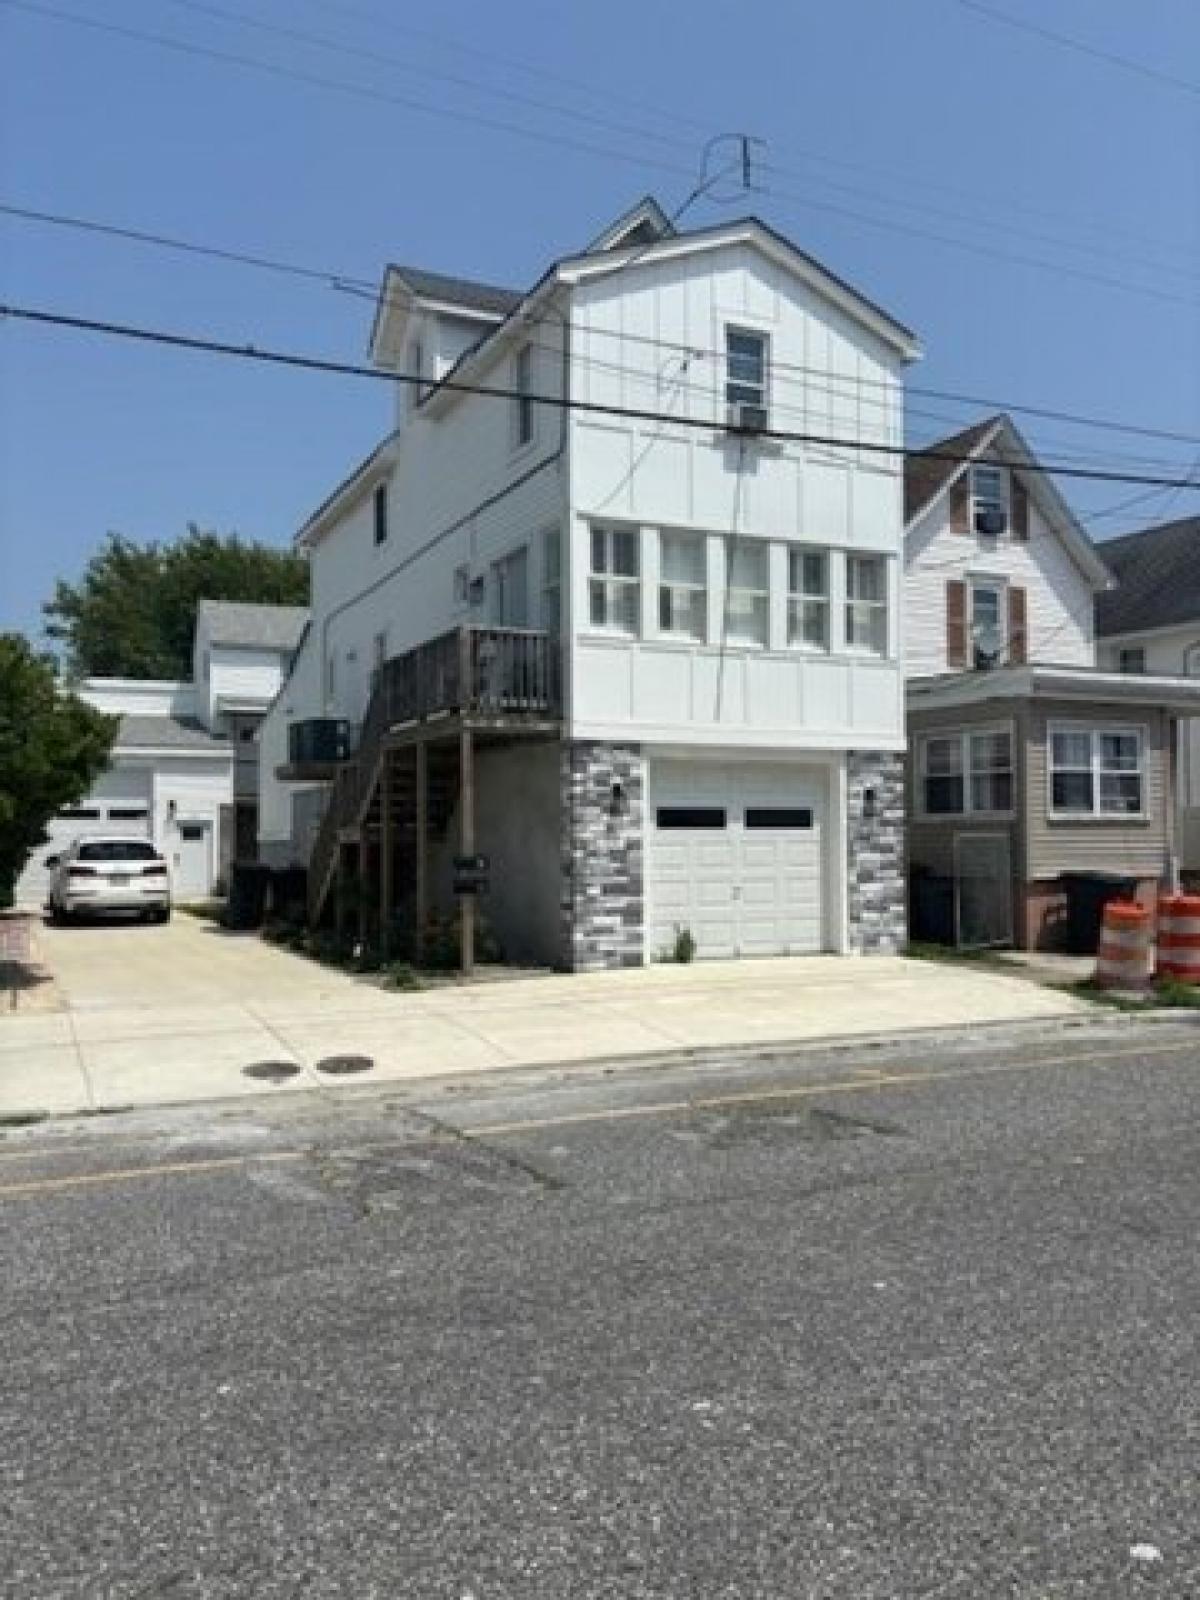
top-left (2, 1016), bottom-right (1198, 1598)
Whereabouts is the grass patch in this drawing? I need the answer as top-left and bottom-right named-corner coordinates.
top-left (1066, 974), bottom-right (1200, 1012)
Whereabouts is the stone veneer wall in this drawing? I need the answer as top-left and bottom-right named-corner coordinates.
top-left (561, 741), bottom-right (645, 970)
top-left (846, 750), bottom-right (906, 954)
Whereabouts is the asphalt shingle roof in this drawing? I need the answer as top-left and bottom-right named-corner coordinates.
top-left (117, 715), bottom-right (230, 752)
top-left (1096, 516), bottom-right (1200, 636)
top-left (389, 264), bottom-right (523, 317)
top-left (197, 600), bottom-right (309, 652)
top-left (904, 417), bottom-right (1001, 523)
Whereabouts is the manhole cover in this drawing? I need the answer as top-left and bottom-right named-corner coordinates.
top-left (242, 1060), bottom-right (302, 1083)
top-left (315, 1054), bottom-right (375, 1076)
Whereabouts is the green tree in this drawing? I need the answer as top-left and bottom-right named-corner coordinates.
top-left (45, 526), bottom-right (309, 679)
top-left (0, 635), bottom-right (116, 906)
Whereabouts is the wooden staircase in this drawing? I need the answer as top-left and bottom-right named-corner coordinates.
top-left (306, 624), bottom-right (560, 928)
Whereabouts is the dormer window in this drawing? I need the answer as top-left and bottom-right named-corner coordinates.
top-left (971, 464), bottom-right (1009, 537)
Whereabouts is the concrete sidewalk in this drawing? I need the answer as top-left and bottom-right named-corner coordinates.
top-left (0, 917), bottom-right (1092, 1120)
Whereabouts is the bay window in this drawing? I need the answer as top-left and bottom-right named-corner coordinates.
top-left (658, 530), bottom-right (707, 641)
top-left (1050, 726), bottom-right (1144, 817)
top-left (589, 524), bottom-right (640, 633)
top-left (787, 548), bottom-right (829, 650)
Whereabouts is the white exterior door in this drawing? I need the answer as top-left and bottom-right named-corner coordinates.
top-left (172, 821), bottom-right (212, 900)
top-left (648, 761), bottom-right (826, 959)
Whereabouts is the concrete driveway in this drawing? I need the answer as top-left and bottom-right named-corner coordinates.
top-left (0, 914), bottom-right (1092, 1119)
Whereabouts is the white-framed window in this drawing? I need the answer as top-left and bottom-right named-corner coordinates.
top-left (658, 530), bottom-right (707, 641)
top-left (1118, 646), bottom-right (1146, 675)
top-left (970, 577), bottom-right (1006, 667)
top-left (406, 337), bottom-right (425, 411)
top-left (540, 526), bottom-right (561, 635)
top-left (846, 554), bottom-right (888, 656)
top-left (373, 482), bottom-right (389, 547)
top-left (372, 630), bottom-right (387, 685)
top-left (787, 547), bottom-right (829, 651)
top-left (514, 344), bottom-right (535, 448)
top-left (725, 538), bottom-right (769, 646)
top-left (589, 524), bottom-right (640, 634)
top-left (919, 726), bottom-right (1014, 817)
top-left (971, 463), bottom-right (1010, 535)
top-left (725, 326), bottom-right (768, 413)
top-left (1049, 725), bottom-right (1145, 817)
top-left (491, 545), bottom-right (529, 627)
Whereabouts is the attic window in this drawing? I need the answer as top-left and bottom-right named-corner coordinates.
top-left (725, 327), bottom-right (768, 413)
top-left (971, 464), bottom-right (1009, 536)
top-left (514, 344), bottom-right (535, 447)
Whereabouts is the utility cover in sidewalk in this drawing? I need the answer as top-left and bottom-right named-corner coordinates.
top-left (242, 1060), bottom-right (302, 1083)
top-left (316, 1054), bottom-right (375, 1076)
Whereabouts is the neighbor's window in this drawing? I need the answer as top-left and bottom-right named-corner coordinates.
top-left (514, 344), bottom-right (535, 447)
top-left (725, 326), bottom-right (768, 412)
top-left (1118, 646), bottom-right (1146, 675)
top-left (1050, 726), bottom-right (1144, 817)
top-left (540, 526), bottom-right (561, 635)
top-left (971, 463), bottom-right (1009, 535)
top-left (725, 539), bottom-right (769, 646)
top-left (787, 548), bottom-right (829, 650)
top-left (658, 530), bottom-right (707, 641)
top-left (846, 554), bottom-right (888, 655)
top-left (373, 482), bottom-right (389, 546)
top-left (589, 524), bottom-right (640, 633)
top-left (920, 727), bottom-right (1013, 816)
top-left (491, 545), bottom-right (529, 628)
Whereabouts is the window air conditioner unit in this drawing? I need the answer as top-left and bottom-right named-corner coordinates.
top-left (726, 401), bottom-right (769, 434)
top-left (975, 509), bottom-right (1007, 537)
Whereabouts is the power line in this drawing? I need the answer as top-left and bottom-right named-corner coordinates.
top-left (954, 0), bottom-right (1200, 98)
top-left (4, 299), bottom-right (1200, 495)
top-left (6, 197), bottom-right (1200, 458)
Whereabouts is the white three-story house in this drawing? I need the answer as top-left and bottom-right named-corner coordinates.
top-left (259, 197), bottom-right (921, 968)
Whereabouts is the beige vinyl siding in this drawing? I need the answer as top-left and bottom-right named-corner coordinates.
top-left (1024, 700), bottom-right (1169, 879)
top-left (906, 701), bottom-right (1023, 884)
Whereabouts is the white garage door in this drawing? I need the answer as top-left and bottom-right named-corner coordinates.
top-left (13, 799), bottom-right (151, 908)
top-left (648, 761), bottom-right (827, 959)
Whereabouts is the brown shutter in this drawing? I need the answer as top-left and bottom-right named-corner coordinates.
top-left (947, 579), bottom-right (968, 668)
top-left (1011, 476), bottom-right (1030, 541)
top-left (949, 475), bottom-right (971, 535)
top-left (1008, 585), bottom-right (1028, 664)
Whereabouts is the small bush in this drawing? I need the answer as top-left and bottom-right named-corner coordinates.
top-left (384, 962), bottom-right (425, 992)
top-left (670, 925), bottom-right (696, 964)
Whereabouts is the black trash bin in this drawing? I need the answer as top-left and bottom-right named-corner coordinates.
top-left (910, 868), bottom-right (955, 946)
top-left (1060, 871), bottom-right (1138, 956)
top-left (224, 861), bottom-right (273, 930)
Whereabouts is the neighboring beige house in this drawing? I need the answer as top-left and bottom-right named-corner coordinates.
top-left (1094, 516), bottom-right (1200, 874)
top-left (903, 416), bottom-right (1200, 950)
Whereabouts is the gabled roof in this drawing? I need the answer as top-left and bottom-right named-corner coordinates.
top-left (117, 715), bottom-right (229, 752)
top-left (1096, 515), bottom-right (1200, 637)
top-left (904, 413), bottom-right (1113, 591)
top-left (383, 264), bottom-right (522, 319)
top-left (197, 600), bottom-right (309, 652)
top-left (585, 195), bottom-right (676, 253)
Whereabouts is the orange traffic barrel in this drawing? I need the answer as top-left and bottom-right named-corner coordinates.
top-left (1158, 893), bottom-right (1200, 983)
top-left (1095, 900), bottom-right (1153, 989)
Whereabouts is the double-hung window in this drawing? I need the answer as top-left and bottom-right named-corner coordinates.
top-left (1050, 726), bottom-right (1144, 817)
top-left (971, 464), bottom-right (1009, 535)
top-left (787, 548), bottom-right (829, 650)
top-left (514, 345), bottom-right (535, 447)
top-left (589, 524), bottom-right (640, 633)
top-left (846, 554), bottom-right (888, 655)
top-left (920, 727), bottom-right (1013, 816)
top-left (1118, 646), bottom-right (1146, 675)
top-left (491, 545), bottom-right (529, 628)
top-left (725, 539), bottom-right (769, 646)
top-left (725, 327), bottom-right (768, 415)
top-left (540, 527), bottom-right (561, 635)
top-left (658, 531), bottom-right (707, 641)
top-left (970, 578), bottom-right (1005, 667)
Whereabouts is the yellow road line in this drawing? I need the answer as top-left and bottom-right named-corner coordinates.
top-left (0, 1033), bottom-right (1195, 1200)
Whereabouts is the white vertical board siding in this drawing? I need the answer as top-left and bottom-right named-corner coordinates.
top-left (307, 315), bottom-right (568, 727)
top-left (208, 646), bottom-right (288, 719)
top-left (152, 757), bottom-right (233, 895)
top-left (904, 488), bottom-right (1096, 677)
top-left (257, 624), bottom-right (322, 851)
top-left (567, 242), bottom-right (906, 750)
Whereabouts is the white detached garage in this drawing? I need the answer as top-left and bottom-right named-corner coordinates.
top-left (647, 759), bottom-right (836, 959)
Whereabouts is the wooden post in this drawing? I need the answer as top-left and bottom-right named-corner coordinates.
top-left (333, 843), bottom-right (347, 945)
top-left (415, 739), bottom-right (428, 966)
top-left (459, 724), bottom-right (475, 976)
top-left (379, 749), bottom-right (392, 958)
top-left (357, 839), bottom-right (369, 953)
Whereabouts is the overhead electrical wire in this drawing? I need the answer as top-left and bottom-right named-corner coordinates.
top-left (4, 300), bottom-right (1200, 496)
top-left (5, 197), bottom-right (1200, 462)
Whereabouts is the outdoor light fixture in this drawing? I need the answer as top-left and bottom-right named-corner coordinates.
top-left (609, 780), bottom-right (628, 818)
top-left (863, 787), bottom-right (879, 820)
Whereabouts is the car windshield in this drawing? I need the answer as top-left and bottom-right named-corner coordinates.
top-left (77, 841), bottom-right (159, 863)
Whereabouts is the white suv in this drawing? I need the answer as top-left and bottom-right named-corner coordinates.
top-left (47, 835), bottom-right (172, 925)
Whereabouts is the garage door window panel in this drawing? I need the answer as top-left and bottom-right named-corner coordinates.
top-left (658, 531), bottom-right (707, 641)
top-left (745, 807), bottom-right (814, 828)
top-left (655, 806), bottom-right (727, 829)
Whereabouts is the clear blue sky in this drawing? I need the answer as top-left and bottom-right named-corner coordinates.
top-left (2, 0), bottom-right (1198, 640)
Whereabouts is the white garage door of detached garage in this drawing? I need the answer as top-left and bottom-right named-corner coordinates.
top-left (648, 762), bottom-right (828, 959)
